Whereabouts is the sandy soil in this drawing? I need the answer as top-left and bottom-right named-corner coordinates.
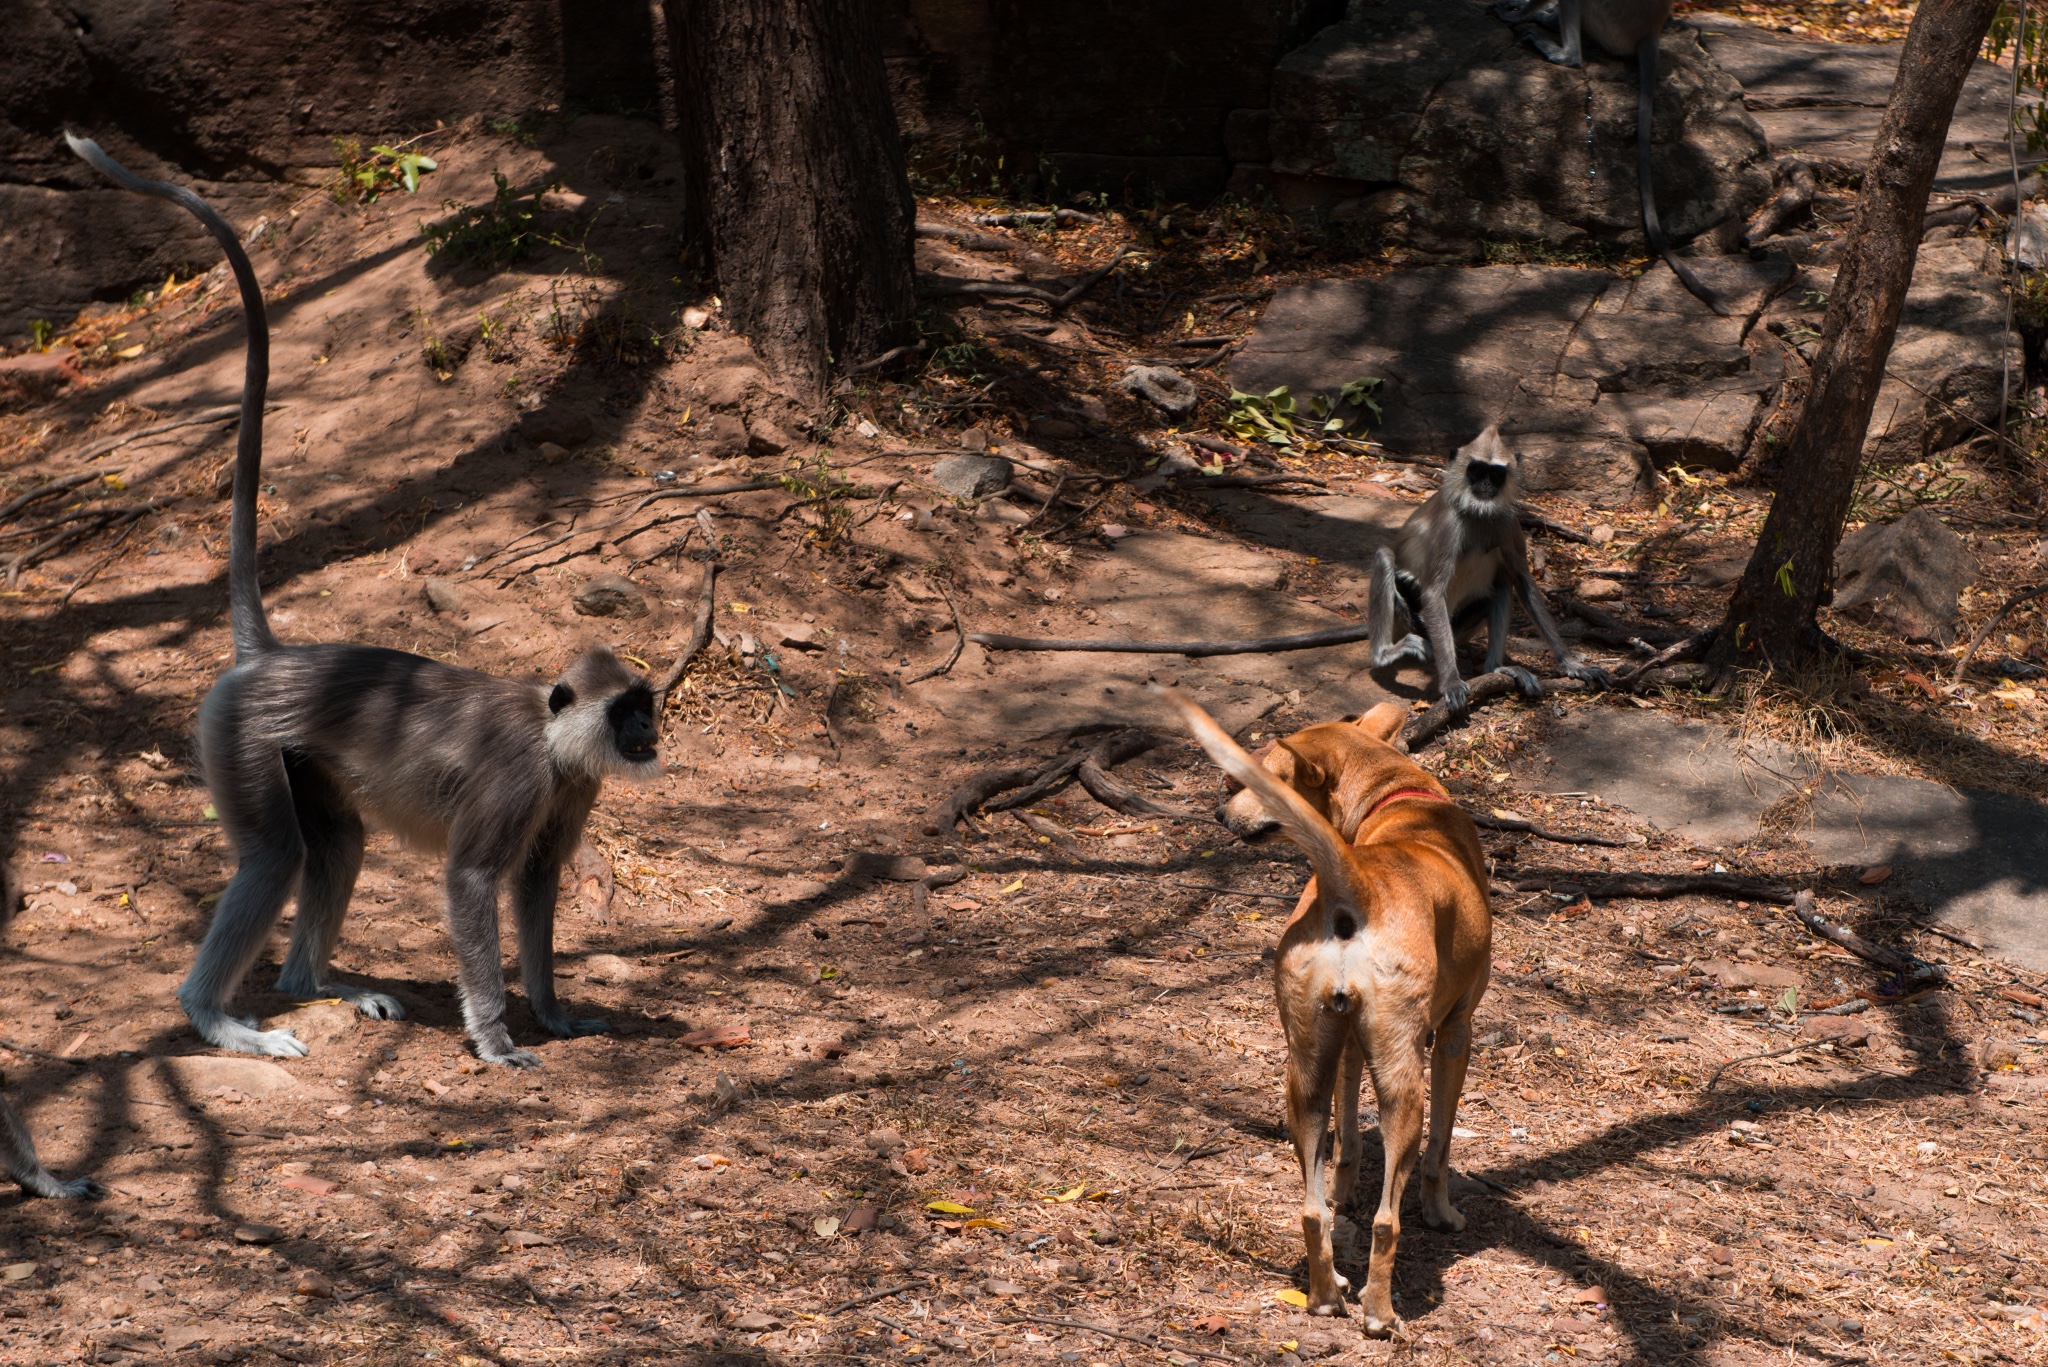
top-left (1, 113), bottom-right (2046, 1367)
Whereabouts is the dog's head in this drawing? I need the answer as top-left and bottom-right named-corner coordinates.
top-left (1218, 701), bottom-right (1410, 842)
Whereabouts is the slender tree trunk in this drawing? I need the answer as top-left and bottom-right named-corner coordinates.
top-left (1705, 0), bottom-right (2003, 676)
top-left (663, 0), bottom-right (916, 402)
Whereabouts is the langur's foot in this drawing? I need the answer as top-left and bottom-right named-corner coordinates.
top-left (1502, 664), bottom-right (1542, 699)
top-left (554, 1017), bottom-right (611, 1039)
top-left (21, 1173), bottom-right (107, 1200)
top-left (1372, 633), bottom-right (1431, 669)
top-left (478, 1043), bottom-right (544, 1069)
top-left (296, 982), bottom-right (406, 1020)
top-left (1563, 659), bottom-right (1615, 688)
top-left (1439, 678), bottom-right (1472, 716)
top-left (195, 1012), bottom-right (311, 1059)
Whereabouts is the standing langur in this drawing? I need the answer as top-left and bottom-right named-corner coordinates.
top-left (1369, 425), bottom-right (1611, 714)
top-left (68, 134), bottom-right (660, 1068)
top-left (1494, 0), bottom-right (1730, 316)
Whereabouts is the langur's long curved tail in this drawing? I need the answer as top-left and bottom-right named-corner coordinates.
top-left (1634, 35), bottom-right (1729, 317)
top-left (65, 133), bottom-right (278, 658)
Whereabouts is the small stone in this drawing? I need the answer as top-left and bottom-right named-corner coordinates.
top-left (505, 1229), bottom-right (555, 1249)
top-left (747, 418), bottom-right (792, 456)
top-left (977, 497), bottom-right (1033, 525)
top-left (420, 578), bottom-right (464, 615)
top-left (0, 1263), bottom-right (37, 1281)
top-left (1116, 365), bottom-right (1199, 418)
top-left (958, 427), bottom-right (990, 452)
top-left (232, 1224), bottom-right (284, 1245)
top-left (1030, 415), bottom-right (1082, 440)
top-left (1589, 524), bottom-right (1616, 545)
top-left (583, 953), bottom-right (639, 984)
top-left (1576, 576), bottom-right (1627, 601)
top-left (844, 1205), bottom-right (879, 1234)
top-left (682, 305), bottom-right (713, 329)
top-left (863, 1128), bottom-right (907, 1152)
top-left (293, 1269), bottom-right (335, 1299)
top-left (985, 1278), bottom-right (1026, 1296)
top-left (844, 853), bottom-right (929, 882)
top-left (573, 574), bottom-right (650, 618)
top-left (499, 1173), bottom-right (526, 1191)
top-left (281, 1174), bottom-right (338, 1196)
top-left (931, 453), bottom-right (1012, 500)
top-left (538, 441), bottom-right (570, 464)
top-left (771, 621), bottom-right (825, 651)
top-left (731, 1310), bottom-right (782, 1332)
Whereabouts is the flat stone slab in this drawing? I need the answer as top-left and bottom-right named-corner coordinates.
top-left (1695, 16), bottom-right (2047, 196)
top-left (1537, 709), bottom-right (2048, 972)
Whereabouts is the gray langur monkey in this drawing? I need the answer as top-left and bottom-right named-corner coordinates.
top-left (1493, 0), bottom-right (1730, 317)
top-left (67, 134), bottom-right (660, 1069)
top-left (1368, 425), bottom-right (1612, 715)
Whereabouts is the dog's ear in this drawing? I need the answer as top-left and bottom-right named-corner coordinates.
top-left (1221, 738), bottom-right (1279, 794)
top-left (1276, 739), bottom-right (1326, 789)
top-left (1354, 701), bottom-right (1408, 744)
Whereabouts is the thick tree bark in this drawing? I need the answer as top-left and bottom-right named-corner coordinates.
top-left (1706, 0), bottom-right (2003, 676)
top-left (663, 0), bottom-right (916, 401)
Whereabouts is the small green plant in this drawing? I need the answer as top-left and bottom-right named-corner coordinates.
top-left (1988, 5), bottom-right (2048, 152)
top-left (1225, 376), bottom-right (1382, 446)
top-left (423, 172), bottom-right (543, 266)
top-left (333, 139), bottom-right (437, 203)
top-left (28, 319), bottom-right (55, 353)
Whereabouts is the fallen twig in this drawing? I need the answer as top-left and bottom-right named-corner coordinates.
top-left (919, 276), bottom-right (1064, 305)
top-left (914, 222), bottom-right (1015, 251)
top-left (654, 510), bottom-right (719, 714)
top-left (904, 578), bottom-right (966, 685)
top-left (1790, 889), bottom-right (1946, 984)
top-left (925, 730), bottom-right (1170, 832)
top-left (970, 209), bottom-right (1100, 228)
top-left (1076, 731), bottom-right (1198, 819)
top-left (971, 623), bottom-right (1375, 657)
top-left (924, 766), bottom-right (1042, 836)
top-left (1912, 919), bottom-right (1983, 951)
top-left (1706, 1042), bottom-right (1809, 1091)
top-left (70, 403), bottom-right (275, 463)
top-left (1616, 627), bottom-right (1717, 687)
top-left (1516, 507), bottom-right (1594, 545)
top-left (826, 1281), bottom-right (923, 1316)
top-left (1165, 335), bottom-right (1235, 348)
top-left (1508, 870), bottom-right (1794, 903)
top-left (1952, 582), bottom-right (2048, 683)
top-left (1170, 472), bottom-right (1329, 492)
top-left (0, 468), bottom-right (124, 525)
top-left (1561, 596), bottom-right (1685, 645)
top-left (1403, 674), bottom-right (1597, 749)
top-left (59, 515), bottom-right (144, 605)
top-left (995, 1315), bottom-right (1238, 1365)
top-left (1469, 812), bottom-right (1645, 847)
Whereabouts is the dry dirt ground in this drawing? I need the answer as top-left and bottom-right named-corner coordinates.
top-left (3, 108), bottom-right (2048, 1367)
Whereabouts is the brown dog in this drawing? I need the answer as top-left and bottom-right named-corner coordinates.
top-left (1166, 692), bottom-right (1491, 1337)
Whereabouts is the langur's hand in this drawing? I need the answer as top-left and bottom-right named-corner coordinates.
top-left (1440, 677), bottom-right (1472, 716)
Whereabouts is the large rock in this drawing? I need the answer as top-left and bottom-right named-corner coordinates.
top-left (1229, 254), bottom-right (1793, 502)
top-left (1832, 507), bottom-right (1979, 646)
top-left (1264, 0), bottom-right (1772, 256)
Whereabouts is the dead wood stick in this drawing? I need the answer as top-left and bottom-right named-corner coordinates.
top-left (993, 1315), bottom-right (1238, 1365)
top-left (904, 579), bottom-right (966, 685)
top-left (1403, 674), bottom-right (1598, 749)
top-left (1561, 597), bottom-right (1685, 644)
top-left (1508, 870), bottom-right (1794, 903)
top-left (1746, 157), bottom-right (1819, 247)
top-left (654, 510), bottom-right (719, 712)
top-left (924, 766), bottom-right (1044, 835)
top-left (826, 1281), bottom-right (924, 1316)
top-left (1468, 812), bottom-right (1645, 847)
top-left (843, 340), bottom-right (930, 376)
top-left (1952, 582), bottom-right (2048, 683)
top-left (59, 515), bottom-right (144, 606)
top-left (1166, 335), bottom-right (1235, 347)
top-left (914, 222), bottom-right (1015, 251)
top-left (970, 209), bottom-right (1100, 227)
top-left (0, 468), bottom-right (124, 525)
top-left (970, 623), bottom-right (1376, 657)
top-left (70, 403), bottom-right (271, 463)
top-left (624, 524), bottom-right (693, 575)
top-left (1790, 889), bottom-right (1946, 983)
top-left (919, 277), bottom-right (1064, 304)
top-left (1040, 485), bottom-right (1121, 541)
top-left (2, 514), bottom-right (118, 587)
top-left (1617, 627), bottom-right (1717, 687)
top-left (1517, 507), bottom-right (1594, 545)
top-left (1706, 1042), bottom-right (1810, 1091)
top-left (617, 478), bottom-right (785, 518)
top-left (1076, 733), bottom-right (1197, 819)
top-left (982, 753), bottom-right (1091, 813)
top-left (1053, 246), bottom-right (1136, 310)
top-left (1171, 472), bottom-right (1329, 492)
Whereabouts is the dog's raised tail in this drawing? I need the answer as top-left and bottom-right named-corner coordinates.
top-left (1160, 687), bottom-right (1360, 911)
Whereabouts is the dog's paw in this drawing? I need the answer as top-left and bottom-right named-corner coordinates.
top-left (1422, 1205), bottom-right (1467, 1233)
top-left (1362, 1311), bottom-right (1402, 1340)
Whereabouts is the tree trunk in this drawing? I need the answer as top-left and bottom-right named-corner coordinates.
top-left (1705, 0), bottom-right (2003, 676)
top-left (663, 0), bottom-right (916, 402)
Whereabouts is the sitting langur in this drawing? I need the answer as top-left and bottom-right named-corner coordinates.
top-left (1493, 0), bottom-right (1729, 316)
top-left (69, 134), bottom-right (659, 1069)
top-left (1369, 425), bottom-right (1611, 714)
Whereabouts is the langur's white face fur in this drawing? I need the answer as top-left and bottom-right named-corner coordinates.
top-left (1442, 424), bottom-right (1520, 521)
top-left (545, 648), bottom-right (662, 783)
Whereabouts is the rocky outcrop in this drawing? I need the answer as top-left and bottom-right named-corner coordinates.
top-left (1257, 0), bottom-right (1772, 256)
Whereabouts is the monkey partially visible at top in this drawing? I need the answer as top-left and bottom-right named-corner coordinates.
top-left (67, 134), bottom-right (661, 1068)
top-left (1494, 0), bottom-right (1731, 317)
top-left (1368, 425), bottom-right (1613, 714)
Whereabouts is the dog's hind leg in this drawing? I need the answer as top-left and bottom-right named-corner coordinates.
top-left (1285, 1040), bottom-right (1351, 1315)
top-left (1330, 1032), bottom-right (1367, 1211)
top-left (1420, 993), bottom-right (1480, 1231)
top-left (1359, 1019), bottom-right (1429, 1339)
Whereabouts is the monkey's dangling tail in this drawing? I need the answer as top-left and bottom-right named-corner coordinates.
top-left (1633, 37), bottom-right (1730, 318)
top-left (1159, 687), bottom-right (1368, 939)
top-left (65, 133), bottom-right (280, 659)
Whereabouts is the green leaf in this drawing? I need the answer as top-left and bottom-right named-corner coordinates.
top-left (1775, 558), bottom-right (1797, 597)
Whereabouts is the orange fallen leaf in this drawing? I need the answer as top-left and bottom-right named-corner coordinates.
top-left (1196, 1315), bottom-right (1231, 1335)
top-left (421, 1078), bottom-right (450, 1097)
top-left (679, 1023), bottom-right (751, 1050)
top-left (281, 1175), bottom-right (338, 1197)
top-left (1858, 865), bottom-right (1892, 885)
top-left (1900, 672), bottom-right (1941, 698)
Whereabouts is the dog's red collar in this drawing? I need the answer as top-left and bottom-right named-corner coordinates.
top-left (1365, 787), bottom-right (1447, 820)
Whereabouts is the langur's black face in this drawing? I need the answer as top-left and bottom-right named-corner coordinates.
top-left (607, 684), bottom-right (658, 764)
top-left (1465, 458), bottom-right (1512, 502)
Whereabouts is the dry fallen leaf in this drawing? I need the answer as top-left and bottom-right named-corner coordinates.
top-left (679, 1023), bottom-right (752, 1050)
top-left (1196, 1315), bottom-right (1231, 1335)
top-left (1275, 1288), bottom-right (1309, 1308)
top-left (926, 1199), bottom-right (975, 1216)
top-left (1858, 865), bottom-right (1893, 885)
